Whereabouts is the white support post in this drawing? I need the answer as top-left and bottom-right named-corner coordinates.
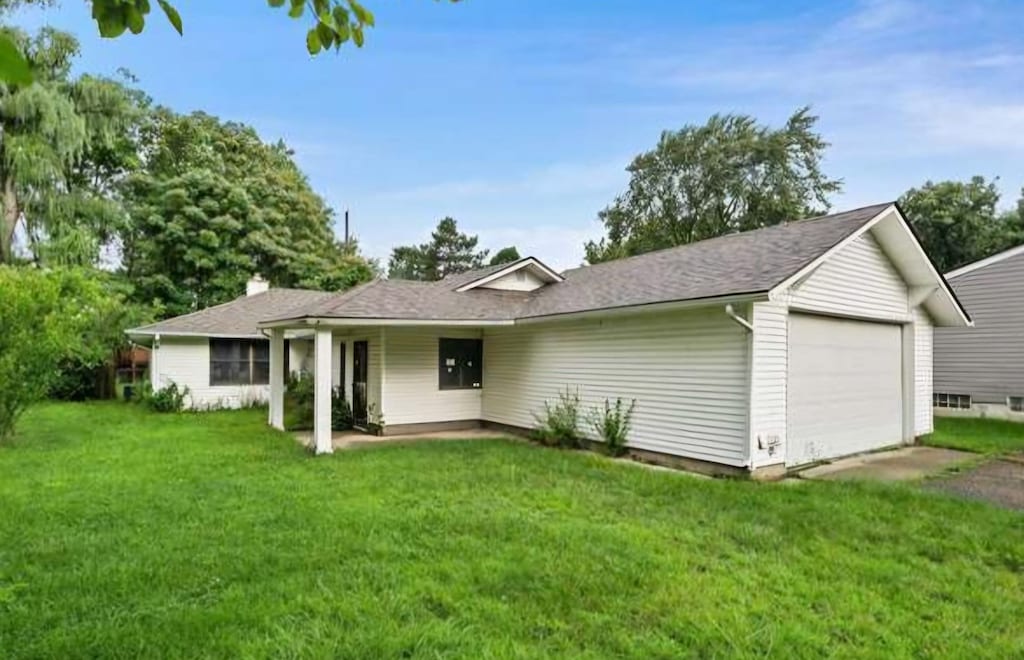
top-left (269, 328), bottom-right (285, 430)
top-left (313, 327), bottom-right (334, 455)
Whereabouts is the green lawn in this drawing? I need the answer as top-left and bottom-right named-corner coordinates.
top-left (925, 416), bottom-right (1024, 455)
top-left (1, 404), bottom-right (1022, 658)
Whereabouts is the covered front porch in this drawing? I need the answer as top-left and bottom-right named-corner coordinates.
top-left (263, 322), bottom-right (493, 455)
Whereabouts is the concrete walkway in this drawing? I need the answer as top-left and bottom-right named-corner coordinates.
top-left (797, 446), bottom-right (977, 481)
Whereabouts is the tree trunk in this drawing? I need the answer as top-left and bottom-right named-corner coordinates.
top-left (1, 175), bottom-right (17, 264)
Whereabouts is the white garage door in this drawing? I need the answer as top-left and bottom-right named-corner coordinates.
top-left (787, 314), bottom-right (903, 466)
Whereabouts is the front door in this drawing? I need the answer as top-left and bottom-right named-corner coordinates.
top-left (352, 340), bottom-right (368, 427)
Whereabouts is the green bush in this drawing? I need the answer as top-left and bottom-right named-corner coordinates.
top-left (284, 372), bottom-right (314, 431)
top-left (284, 373), bottom-right (354, 432)
top-left (140, 381), bottom-right (189, 413)
top-left (533, 387), bottom-right (584, 448)
top-left (589, 397), bottom-right (636, 457)
top-left (331, 386), bottom-right (353, 431)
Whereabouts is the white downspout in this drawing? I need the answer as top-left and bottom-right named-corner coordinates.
top-left (725, 304), bottom-right (753, 332)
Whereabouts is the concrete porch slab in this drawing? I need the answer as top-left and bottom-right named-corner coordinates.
top-left (797, 446), bottom-right (977, 482)
top-left (294, 428), bottom-right (521, 450)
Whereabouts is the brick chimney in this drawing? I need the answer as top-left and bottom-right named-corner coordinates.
top-left (246, 274), bottom-right (270, 297)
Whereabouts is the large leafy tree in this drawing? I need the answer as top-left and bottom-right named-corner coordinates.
top-left (899, 177), bottom-right (1023, 272)
top-left (584, 108), bottom-right (842, 264)
top-left (388, 216), bottom-right (488, 281)
top-left (0, 26), bottom-right (140, 264)
top-left (122, 110), bottom-right (375, 316)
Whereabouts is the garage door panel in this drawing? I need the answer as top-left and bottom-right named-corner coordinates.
top-left (788, 315), bottom-right (903, 466)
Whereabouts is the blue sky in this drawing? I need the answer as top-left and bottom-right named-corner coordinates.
top-left (15, 0), bottom-right (1024, 269)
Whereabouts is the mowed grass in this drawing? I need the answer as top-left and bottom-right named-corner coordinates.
top-left (1, 404), bottom-right (1022, 658)
top-left (925, 416), bottom-right (1024, 455)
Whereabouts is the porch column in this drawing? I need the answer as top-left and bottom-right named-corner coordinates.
top-left (268, 328), bottom-right (285, 430)
top-left (313, 327), bottom-right (334, 455)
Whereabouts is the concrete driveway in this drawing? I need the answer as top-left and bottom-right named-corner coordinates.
top-left (797, 446), bottom-right (977, 481)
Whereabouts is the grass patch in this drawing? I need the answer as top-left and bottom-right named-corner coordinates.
top-left (1, 402), bottom-right (1023, 658)
top-left (923, 416), bottom-right (1024, 455)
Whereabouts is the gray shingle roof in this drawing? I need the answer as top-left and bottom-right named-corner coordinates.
top-left (264, 203), bottom-right (892, 324)
top-left (128, 288), bottom-right (334, 337)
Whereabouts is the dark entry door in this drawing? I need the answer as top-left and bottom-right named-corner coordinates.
top-left (352, 340), bottom-right (368, 427)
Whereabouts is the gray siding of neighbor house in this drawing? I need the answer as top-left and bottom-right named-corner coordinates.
top-left (934, 250), bottom-right (1024, 403)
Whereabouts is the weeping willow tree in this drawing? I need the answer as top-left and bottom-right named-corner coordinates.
top-left (0, 26), bottom-right (142, 265)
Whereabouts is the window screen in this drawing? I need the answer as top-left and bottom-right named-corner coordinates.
top-left (210, 339), bottom-right (270, 386)
top-left (438, 338), bottom-right (482, 390)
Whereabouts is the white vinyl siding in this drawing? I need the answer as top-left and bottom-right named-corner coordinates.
top-left (481, 308), bottom-right (751, 466)
top-left (381, 327), bottom-right (483, 425)
top-left (787, 315), bottom-right (904, 466)
top-left (785, 231), bottom-right (909, 321)
top-left (748, 302), bottom-right (788, 467)
top-left (914, 308), bottom-right (933, 435)
top-left (153, 337), bottom-right (268, 410)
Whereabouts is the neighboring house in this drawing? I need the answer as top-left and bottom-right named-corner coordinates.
top-left (127, 277), bottom-right (333, 410)
top-left (127, 203), bottom-right (970, 477)
top-left (933, 244), bottom-right (1024, 421)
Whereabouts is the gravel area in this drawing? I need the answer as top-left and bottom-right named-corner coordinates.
top-left (926, 454), bottom-right (1024, 511)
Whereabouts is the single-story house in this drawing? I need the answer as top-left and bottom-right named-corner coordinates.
top-left (128, 202), bottom-right (970, 477)
top-left (933, 243), bottom-right (1024, 421)
top-left (127, 277), bottom-right (334, 410)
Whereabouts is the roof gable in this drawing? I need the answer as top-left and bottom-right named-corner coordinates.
top-left (770, 204), bottom-right (971, 327)
top-left (454, 257), bottom-right (563, 292)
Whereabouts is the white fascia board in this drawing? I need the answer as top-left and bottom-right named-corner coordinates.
top-left (513, 292), bottom-right (766, 325)
top-left (946, 243), bottom-right (1024, 279)
top-left (259, 317), bottom-right (516, 329)
top-left (455, 257), bottom-right (564, 292)
top-left (125, 330), bottom-right (264, 339)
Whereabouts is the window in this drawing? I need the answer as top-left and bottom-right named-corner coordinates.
top-left (1009, 396), bottom-right (1024, 412)
top-left (438, 338), bottom-right (482, 390)
top-left (933, 392), bottom-right (971, 410)
top-left (210, 339), bottom-right (270, 386)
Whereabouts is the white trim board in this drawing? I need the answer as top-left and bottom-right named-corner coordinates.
top-left (946, 243), bottom-right (1024, 279)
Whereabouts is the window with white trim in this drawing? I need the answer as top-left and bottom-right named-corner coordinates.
top-left (1008, 396), bottom-right (1024, 413)
top-left (933, 392), bottom-right (971, 410)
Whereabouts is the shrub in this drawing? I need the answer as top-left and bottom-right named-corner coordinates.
top-left (143, 381), bottom-right (190, 413)
top-left (589, 397), bottom-right (636, 456)
top-left (331, 386), bottom-right (353, 431)
top-left (533, 387), bottom-right (584, 448)
top-left (284, 372), bottom-right (314, 431)
top-left (285, 373), bottom-right (354, 432)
